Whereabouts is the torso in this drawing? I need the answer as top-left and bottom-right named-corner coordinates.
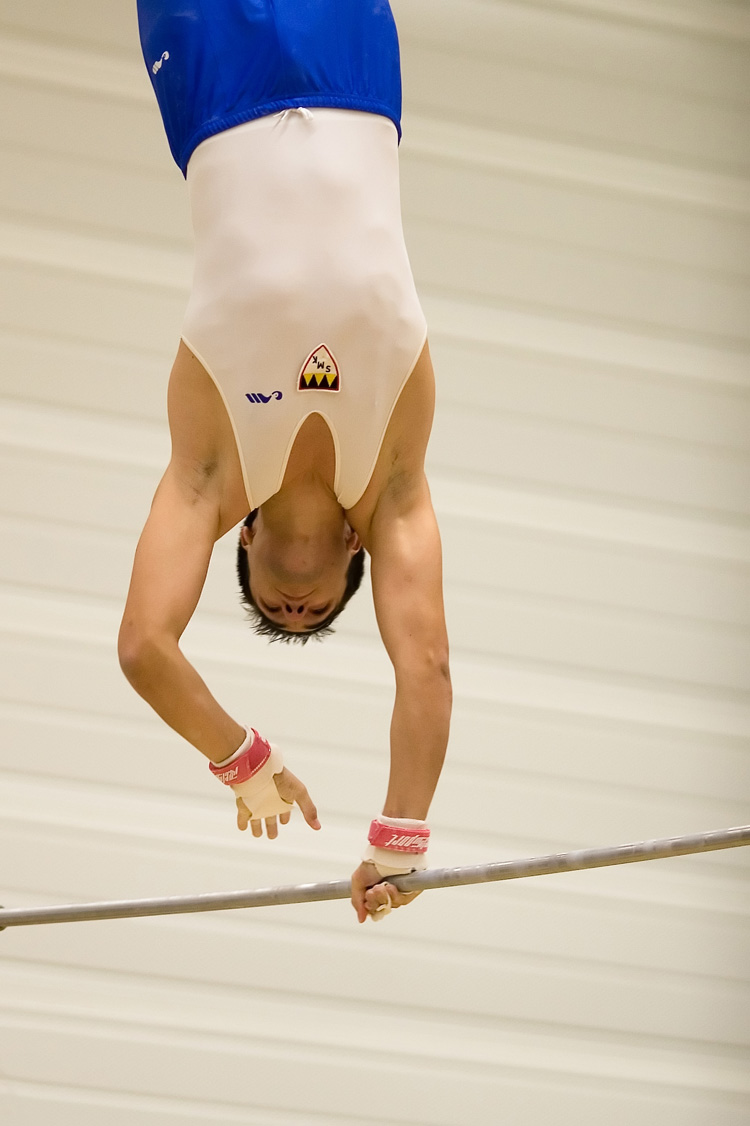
top-left (180, 107), bottom-right (427, 517)
top-left (167, 335), bottom-right (435, 546)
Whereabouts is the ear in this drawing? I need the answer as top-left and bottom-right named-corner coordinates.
top-left (344, 524), bottom-right (361, 557)
top-left (240, 524), bottom-right (254, 549)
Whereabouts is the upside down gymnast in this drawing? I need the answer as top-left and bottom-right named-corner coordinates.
top-left (121, 0), bottom-right (452, 922)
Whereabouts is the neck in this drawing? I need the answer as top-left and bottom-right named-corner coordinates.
top-left (258, 473), bottom-right (343, 541)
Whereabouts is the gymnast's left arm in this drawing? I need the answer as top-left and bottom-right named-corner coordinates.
top-left (350, 474), bottom-right (452, 921)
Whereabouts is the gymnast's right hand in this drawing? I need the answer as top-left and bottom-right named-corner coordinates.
top-left (237, 765), bottom-right (320, 839)
top-left (209, 727), bottom-right (321, 840)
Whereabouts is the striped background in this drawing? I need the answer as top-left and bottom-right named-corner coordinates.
top-left (1, 1), bottom-right (748, 1123)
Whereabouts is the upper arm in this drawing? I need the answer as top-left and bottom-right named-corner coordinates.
top-left (368, 475), bottom-right (449, 677)
top-left (119, 459), bottom-right (222, 657)
top-left (119, 340), bottom-right (244, 656)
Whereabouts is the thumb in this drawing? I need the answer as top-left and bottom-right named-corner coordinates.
top-left (350, 868), bottom-right (369, 924)
top-left (274, 771), bottom-right (321, 830)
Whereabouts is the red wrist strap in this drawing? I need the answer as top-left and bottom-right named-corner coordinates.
top-left (367, 819), bottom-right (430, 854)
top-left (209, 730), bottom-right (271, 786)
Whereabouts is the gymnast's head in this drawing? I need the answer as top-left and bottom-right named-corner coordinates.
top-left (236, 508), bottom-right (365, 643)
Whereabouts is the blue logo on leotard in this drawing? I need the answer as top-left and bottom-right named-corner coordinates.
top-left (245, 391), bottom-right (283, 404)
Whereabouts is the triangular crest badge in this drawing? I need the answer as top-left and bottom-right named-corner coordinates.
top-left (298, 344), bottom-right (340, 392)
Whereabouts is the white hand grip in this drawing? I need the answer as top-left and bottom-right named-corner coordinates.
top-left (231, 744), bottom-right (293, 820)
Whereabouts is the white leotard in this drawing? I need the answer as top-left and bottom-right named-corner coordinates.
top-left (182, 107), bottom-right (427, 511)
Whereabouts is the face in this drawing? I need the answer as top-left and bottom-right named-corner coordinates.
top-left (241, 521), bottom-right (360, 633)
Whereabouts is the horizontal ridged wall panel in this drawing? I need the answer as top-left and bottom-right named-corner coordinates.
top-left (1, 1), bottom-right (748, 1123)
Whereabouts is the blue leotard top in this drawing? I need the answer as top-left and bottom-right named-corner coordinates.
top-left (137, 0), bottom-right (403, 175)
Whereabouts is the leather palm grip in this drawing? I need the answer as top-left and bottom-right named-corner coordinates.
top-left (363, 816), bottom-right (430, 878)
top-left (209, 728), bottom-right (293, 820)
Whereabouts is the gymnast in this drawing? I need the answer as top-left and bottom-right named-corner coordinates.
top-left (121, 0), bottom-right (452, 922)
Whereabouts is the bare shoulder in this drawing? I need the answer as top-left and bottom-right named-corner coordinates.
top-left (166, 341), bottom-right (248, 529)
top-left (349, 341), bottom-right (436, 538)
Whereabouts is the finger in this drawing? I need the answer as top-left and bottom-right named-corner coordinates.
top-left (365, 883), bottom-right (420, 912)
top-left (350, 878), bottom-right (369, 925)
top-left (364, 889), bottom-right (392, 913)
top-left (367, 887), bottom-right (393, 923)
top-left (250, 818), bottom-right (263, 838)
top-left (300, 798), bottom-right (321, 831)
top-left (265, 816), bottom-right (278, 840)
top-left (236, 797), bottom-right (249, 831)
top-left (290, 780), bottom-right (321, 831)
top-left (364, 882), bottom-right (392, 908)
top-left (279, 811), bottom-right (291, 826)
top-left (386, 887), bottom-right (422, 909)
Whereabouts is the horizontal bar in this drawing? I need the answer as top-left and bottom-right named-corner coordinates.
top-left (1, 824), bottom-right (748, 929)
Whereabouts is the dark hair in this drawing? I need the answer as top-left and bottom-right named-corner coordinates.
top-left (236, 510), bottom-right (366, 644)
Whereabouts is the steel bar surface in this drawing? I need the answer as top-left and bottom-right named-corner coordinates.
top-left (1, 825), bottom-right (748, 929)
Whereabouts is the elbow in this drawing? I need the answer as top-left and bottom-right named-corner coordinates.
top-left (429, 648), bottom-right (451, 695)
top-left (117, 625), bottom-right (146, 686)
top-left (437, 652), bottom-right (452, 705)
top-left (398, 644), bottom-right (452, 697)
top-left (117, 622), bottom-right (166, 688)
top-left (427, 642), bottom-right (451, 688)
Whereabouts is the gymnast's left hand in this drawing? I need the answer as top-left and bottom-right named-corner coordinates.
top-left (236, 766), bottom-right (321, 840)
top-left (350, 860), bottom-right (421, 924)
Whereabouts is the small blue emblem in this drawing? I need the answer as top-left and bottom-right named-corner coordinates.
top-left (245, 391), bottom-right (283, 404)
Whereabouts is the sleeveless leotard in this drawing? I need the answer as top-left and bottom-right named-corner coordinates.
top-left (137, 2), bottom-right (427, 511)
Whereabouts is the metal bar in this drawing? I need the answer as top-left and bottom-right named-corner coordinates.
top-left (1, 824), bottom-right (748, 929)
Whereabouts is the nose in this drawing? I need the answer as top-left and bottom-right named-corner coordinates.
top-left (282, 600), bottom-right (307, 619)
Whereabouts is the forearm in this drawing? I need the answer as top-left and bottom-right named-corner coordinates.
top-left (382, 661), bottom-right (452, 820)
top-left (119, 635), bottom-right (244, 763)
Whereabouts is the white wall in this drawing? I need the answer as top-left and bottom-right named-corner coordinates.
top-left (1, 1), bottom-right (748, 1123)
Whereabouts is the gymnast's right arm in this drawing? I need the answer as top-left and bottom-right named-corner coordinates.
top-left (118, 459), bottom-right (240, 759)
top-left (117, 458), bottom-right (319, 838)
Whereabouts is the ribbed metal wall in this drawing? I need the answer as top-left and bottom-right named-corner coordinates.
top-left (1, 1), bottom-right (748, 1123)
